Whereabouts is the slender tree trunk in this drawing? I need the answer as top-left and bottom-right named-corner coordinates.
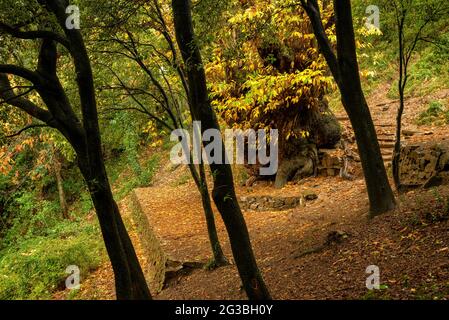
top-left (183, 135), bottom-right (228, 266)
top-left (334, 0), bottom-right (396, 217)
top-left (392, 12), bottom-right (406, 192)
top-left (172, 0), bottom-right (271, 300)
top-left (53, 151), bottom-right (69, 219)
top-left (303, 0), bottom-right (396, 216)
top-left (393, 92), bottom-right (405, 191)
top-left (197, 162), bottom-right (228, 267)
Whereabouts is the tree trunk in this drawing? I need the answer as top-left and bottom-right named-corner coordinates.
top-left (0, 1), bottom-right (153, 301)
top-left (393, 93), bottom-right (405, 191)
top-left (392, 12), bottom-right (407, 192)
top-left (183, 137), bottom-right (228, 266)
top-left (341, 93), bottom-right (396, 216)
top-left (53, 151), bottom-right (69, 220)
top-left (172, 0), bottom-right (271, 300)
top-left (198, 162), bottom-right (228, 267)
top-left (303, 0), bottom-right (396, 216)
top-left (78, 157), bottom-right (151, 300)
top-left (333, 0), bottom-right (396, 217)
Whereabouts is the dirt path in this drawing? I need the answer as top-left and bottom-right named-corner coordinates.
top-left (144, 174), bottom-right (449, 300)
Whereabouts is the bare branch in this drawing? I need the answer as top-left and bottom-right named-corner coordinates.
top-left (5, 123), bottom-right (49, 138)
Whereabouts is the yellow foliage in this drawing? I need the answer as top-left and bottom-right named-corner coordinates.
top-left (206, 0), bottom-right (335, 140)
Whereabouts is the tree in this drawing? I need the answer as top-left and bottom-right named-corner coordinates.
top-left (0, 0), bottom-right (150, 299)
top-left (386, 0), bottom-right (448, 190)
top-left (206, 0), bottom-right (341, 188)
top-left (300, 0), bottom-right (396, 217)
top-left (171, 0), bottom-right (271, 299)
top-left (91, 0), bottom-right (229, 267)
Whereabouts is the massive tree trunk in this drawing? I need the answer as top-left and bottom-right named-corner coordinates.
top-left (171, 0), bottom-right (271, 300)
top-left (274, 101), bottom-right (340, 188)
top-left (302, 0), bottom-right (396, 217)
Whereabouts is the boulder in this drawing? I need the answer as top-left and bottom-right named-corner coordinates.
top-left (399, 140), bottom-right (449, 188)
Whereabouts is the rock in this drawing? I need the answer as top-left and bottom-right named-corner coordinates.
top-left (423, 175), bottom-right (444, 189)
top-left (399, 141), bottom-right (449, 188)
top-left (249, 203), bottom-right (260, 211)
top-left (240, 195), bottom-right (303, 211)
top-left (326, 230), bottom-right (350, 244)
top-left (303, 191), bottom-right (318, 201)
top-left (272, 199), bottom-right (285, 208)
top-left (284, 197), bottom-right (300, 207)
top-left (402, 130), bottom-right (417, 137)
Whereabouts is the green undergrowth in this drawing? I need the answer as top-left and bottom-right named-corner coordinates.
top-left (417, 100), bottom-right (449, 126)
top-left (0, 219), bottom-right (104, 299)
top-left (0, 145), bottom-right (162, 299)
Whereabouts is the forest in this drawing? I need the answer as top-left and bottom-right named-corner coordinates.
top-left (0, 0), bottom-right (448, 304)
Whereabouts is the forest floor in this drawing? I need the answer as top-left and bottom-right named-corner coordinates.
top-left (54, 86), bottom-right (449, 300)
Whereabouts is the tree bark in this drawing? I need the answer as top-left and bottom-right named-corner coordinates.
top-left (302, 0), bottom-right (396, 216)
top-left (171, 0), bottom-right (271, 299)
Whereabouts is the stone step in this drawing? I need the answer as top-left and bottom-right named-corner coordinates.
top-left (376, 131), bottom-right (395, 136)
top-left (378, 137), bottom-right (396, 142)
top-left (380, 142), bottom-right (395, 149)
top-left (353, 155), bottom-right (393, 163)
top-left (375, 123), bottom-right (396, 128)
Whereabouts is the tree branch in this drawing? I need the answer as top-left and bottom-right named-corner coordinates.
top-left (0, 21), bottom-right (70, 50)
top-left (300, 0), bottom-right (341, 85)
top-left (0, 73), bottom-right (54, 125)
top-left (5, 123), bottom-right (49, 138)
top-left (0, 65), bottom-right (42, 85)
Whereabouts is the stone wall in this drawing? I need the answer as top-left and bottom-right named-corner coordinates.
top-left (317, 149), bottom-right (343, 177)
top-left (129, 191), bottom-right (167, 294)
top-left (399, 140), bottom-right (449, 188)
top-left (239, 192), bottom-right (317, 212)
